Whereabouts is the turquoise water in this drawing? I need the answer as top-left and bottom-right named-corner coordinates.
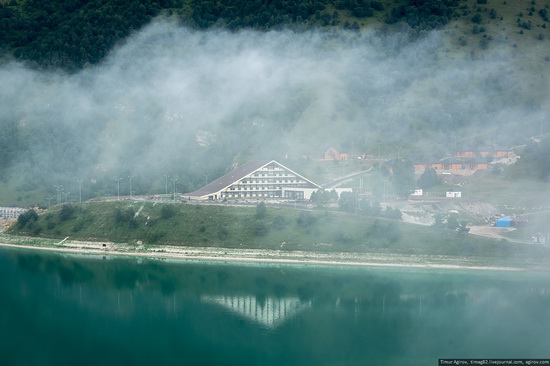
top-left (1, 247), bottom-right (549, 366)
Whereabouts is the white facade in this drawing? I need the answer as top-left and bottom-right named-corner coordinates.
top-left (184, 160), bottom-right (321, 201)
top-left (0, 207), bottom-right (26, 219)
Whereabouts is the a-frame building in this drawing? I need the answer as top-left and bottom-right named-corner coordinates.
top-left (183, 160), bottom-right (321, 201)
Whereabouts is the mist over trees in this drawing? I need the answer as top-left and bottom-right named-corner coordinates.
top-left (1, 0), bottom-right (472, 72)
top-left (0, 1), bottom-right (549, 206)
top-left (0, 0), bottom-right (179, 71)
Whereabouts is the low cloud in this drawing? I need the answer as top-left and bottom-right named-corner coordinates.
top-left (1, 20), bottom-right (548, 193)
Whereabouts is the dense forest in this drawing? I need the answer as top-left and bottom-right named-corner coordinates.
top-left (0, 0), bottom-right (467, 71)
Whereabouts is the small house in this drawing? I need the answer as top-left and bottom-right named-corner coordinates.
top-left (320, 147), bottom-right (349, 161)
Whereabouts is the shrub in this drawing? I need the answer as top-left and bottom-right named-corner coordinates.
top-left (115, 207), bottom-right (135, 224)
top-left (272, 215), bottom-right (286, 230)
top-left (72, 220), bottom-right (85, 233)
top-left (114, 206), bottom-right (138, 228)
top-left (59, 204), bottom-right (76, 221)
top-left (254, 222), bottom-right (268, 236)
top-left (255, 202), bottom-right (267, 219)
top-left (160, 204), bottom-right (176, 219)
top-left (147, 231), bottom-right (166, 244)
top-left (297, 211), bottom-right (317, 227)
top-left (17, 209), bottom-right (38, 229)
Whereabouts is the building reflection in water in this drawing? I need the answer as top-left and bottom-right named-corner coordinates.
top-left (201, 295), bottom-right (311, 328)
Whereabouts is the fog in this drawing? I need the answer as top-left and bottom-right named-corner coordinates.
top-left (1, 20), bottom-right (548, 196)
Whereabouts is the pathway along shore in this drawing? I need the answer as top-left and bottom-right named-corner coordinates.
top-left (1, 239), bottom-right (547, 272)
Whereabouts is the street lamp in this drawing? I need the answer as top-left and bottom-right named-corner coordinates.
top-left (164, 174), bottom-right (169, 198)
top-left (115, 178), bottom-right (121, 200)
top-left (172, 178), bottom-right (178, 202)
top-left (77, 180), bottom-right (83, 202)
top-left (54, 185), bottom-right (63, 205)
top-left (45, 197), bottom-right (52, 209)
top-left (128, 176), bottom-right (133, 198)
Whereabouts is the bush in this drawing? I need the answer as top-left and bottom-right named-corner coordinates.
top-left (115, 207), bottom-right (135, 224)
top-left (297, 211), bottom-right (317, 227)
top-left (72, 220), bottom-right (85, 233)
top-left (147, 231), bottom-right (166, 244)
top-left (114, 206), bottom-right (138, 228)
top-left (254, 222), bottom-right (268, 236)
top-left (272, 215), bottom-right (286, 230)
top-left (17, 209), bottom-right (38, 229)
top-left (59, 204), bottom-right (75, 221)
top-left (255, 202), bottom-right (267, 219)
top-left (383, 207), bottom-right (402, 220)
top-left (339, 192), bottom-right (356, 212)
top-left (160, 204), bottom-right (176, 219)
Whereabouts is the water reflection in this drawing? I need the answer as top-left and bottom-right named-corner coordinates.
top-left (201, 295), bottom-right (311, 328)
top-left (2, 248), bottom-right (550, 366)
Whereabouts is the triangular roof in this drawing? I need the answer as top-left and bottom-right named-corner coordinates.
top-left (184, 160), bottom-right (320, 198)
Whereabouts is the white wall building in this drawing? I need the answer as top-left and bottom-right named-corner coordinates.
top-left (183, 160), bottom-right (322, 201)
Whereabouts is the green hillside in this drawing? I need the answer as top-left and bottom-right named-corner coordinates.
top-left (6, 200), bottom-right (550, 265)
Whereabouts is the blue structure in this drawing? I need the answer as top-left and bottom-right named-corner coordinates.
top-left (496, 217), bottom-right (513, 227)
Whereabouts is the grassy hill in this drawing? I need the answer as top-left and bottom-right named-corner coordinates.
top-left (7, 200), bottom-right (550, 265)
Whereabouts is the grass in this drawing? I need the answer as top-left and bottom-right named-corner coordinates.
top-left (7, 200), bottom-right (550, 266)
top-left (462, 173), bottom-right (550, 211)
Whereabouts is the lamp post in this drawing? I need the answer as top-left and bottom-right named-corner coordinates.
top-left (115, 178), bottom-right (121, 200)
top-left (172, 178), bottom-right (178, 202)
top-left (128, 176), bottom-right (133, 198)
top-left (77, 180), bottom-right (83, 202)
top-left (45, 197), bottom-right (52, 209)
top-left (54, 185), bottom-right (63, 205)
top-left (164, 175), bottom-right (169, 199)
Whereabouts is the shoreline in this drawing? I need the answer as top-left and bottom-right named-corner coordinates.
top-left (1, 240), bottom-right (546, 272)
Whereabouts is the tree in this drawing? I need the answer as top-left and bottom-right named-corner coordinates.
top-left (160, 204), bottom-right (176, 219)
top-left (392, 159), bottom-right (415, 198)
top-left (255, 201), bottom-right (267, 219)
top-left (383, 207), bottom-right (402, 220)
top-left (417, 168), bottom-right (440, 190)
top-left (471, 13), bottom-right (482, 24)
top-left (59, 204), bottom-right (76, 221)
top-left (339, 192), bottom-right (356, 212)
top-left (17, 209), bottom-right (38, 229)
top-left (297, 211), bottom-right (316, 227)
top-left (310, 189), bottom-right (338, 207)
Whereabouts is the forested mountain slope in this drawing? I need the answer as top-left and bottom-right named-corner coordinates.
top-left (2, 0), bottom-right (532, 71)
top-left (0, 0), bottom-right (549, 207)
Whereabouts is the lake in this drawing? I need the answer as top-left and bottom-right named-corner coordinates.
top-left (1, 247), bottom-right (549, 366)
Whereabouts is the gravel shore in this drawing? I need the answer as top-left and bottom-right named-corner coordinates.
top-left (2, 239), bottom-right (546, 272)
